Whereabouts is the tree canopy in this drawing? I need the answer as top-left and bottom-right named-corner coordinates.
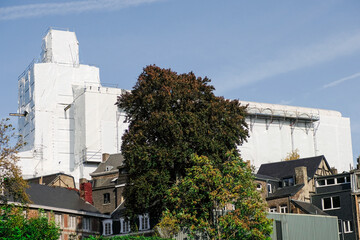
top-left (157, 153), bottom-right (272, 240)
top-left (0, 118), bottom-right (29, 204)
top-left (283, 149), bottom-right (300, 161)
top-left (117, 65), bottom-right (248, 221)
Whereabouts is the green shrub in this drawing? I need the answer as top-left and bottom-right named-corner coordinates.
top-left (0, 205), bottom-right (61, 240)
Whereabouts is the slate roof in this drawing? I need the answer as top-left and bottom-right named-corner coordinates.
top-left (93, 177), bottom-right (116, 188)
top-left (257, 155), bottom-right (329, 179)
top-left (91, 153), bottom-right (124, 175)
top-left (26, 183), bottom-right (101, 214)
top-left (291, 199), bottom-right (328, 216)
top-left (267, 184), bottom-right (304, 199)
top-left (254, 174), bottom-right (280, 182)
top-left (111, 201), bottom-right (126, 219)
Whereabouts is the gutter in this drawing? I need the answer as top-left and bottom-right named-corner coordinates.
top-left (6, 201), bottom-right (110, 218)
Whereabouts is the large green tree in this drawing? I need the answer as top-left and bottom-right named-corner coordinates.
top-left (157, 153), bottom-right (272, 240)
top-left (117, 65), bottom-right (248, 221)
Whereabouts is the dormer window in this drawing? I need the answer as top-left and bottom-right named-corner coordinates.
top-left (267, 184), bottom-right (272, 193)
top-left (283, 177), bottom-right (294, 187)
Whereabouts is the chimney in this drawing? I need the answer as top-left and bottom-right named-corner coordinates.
top-left (295, 166), bottom-right (308, 185)
top-left (79, 178), bottom-right (93, 205)
top-left (102, 153), bottom-right (110, 162)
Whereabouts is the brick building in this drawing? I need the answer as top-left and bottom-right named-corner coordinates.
top-left (8, 183), bottom-right (110, 240)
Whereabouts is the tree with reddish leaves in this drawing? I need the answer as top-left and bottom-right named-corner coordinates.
top-left (116, 65), bottom-right (248, 225)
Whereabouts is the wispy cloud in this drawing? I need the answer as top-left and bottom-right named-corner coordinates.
top-left (323, 72), bottom-right (360, 89)
top-left (217, 31), bottom-right (360, 92)
top-left (0, 0), bottom-right (163, 21)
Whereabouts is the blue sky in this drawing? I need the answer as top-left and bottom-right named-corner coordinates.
top-left (1, 0), bottom-right (359, 163)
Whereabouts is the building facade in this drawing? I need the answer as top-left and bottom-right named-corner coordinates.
top-left (312, 172), bottom-right (359, 240)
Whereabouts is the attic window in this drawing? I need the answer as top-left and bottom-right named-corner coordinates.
top-left (105, 166), bottom-right (113, 171)
top-left (283, 177), bottom-right (294, 187)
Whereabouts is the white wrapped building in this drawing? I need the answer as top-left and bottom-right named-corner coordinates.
top-left (17, 28), bottom-right (353, 183)
top-left (17, 28), bottom-right (128, 181)
top-left (239, 101), bottom-right (353, 172)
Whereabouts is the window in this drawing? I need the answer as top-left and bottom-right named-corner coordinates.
top-left (267, 184), bottom-right (272, 193)
top-left (55, 214), bottom-right (63, 227)
top-left (83, 217), bottom-right (91, 231)
top-left (344, 220), bottom-right (353, 233)
top-left (256, 184), bottom-right (262, 190)
top-left (120, 218), bottom-right (131, 233)
top-left (317, 176), bottom-right (350, 187)
top-left (283, 178), bottom-right (294, 187)
top-left (103, 219), bottom-right (113, 236)
top-left (280, 205), bottom-right (288, 213)
top-left (269, 207), bottom-right (277, 213)
top-left (103, 193), bottom-right (110, 204)
top-left (139, 213), bottom-right (150, 231)
top-left (327, 178), bottom-right (335, 185)
top-left (69, 215), bottom-right (76, 229)
top-left (322, 196), bottom-right (340, 210)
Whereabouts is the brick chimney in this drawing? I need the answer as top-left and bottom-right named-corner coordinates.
top-left (295, 166), bottom-right (308, 185)
top-left (102, 153), bottom-right (110, 162)
top-left (79, 178), bottom-right (93, 205)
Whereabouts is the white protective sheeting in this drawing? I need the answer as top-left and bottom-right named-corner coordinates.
top-left (41, 29), bottom-right (79, 66)
top-left (18, 29), bottom-right (128, 183)
top-left (239, 101), bottom-right (353, 172)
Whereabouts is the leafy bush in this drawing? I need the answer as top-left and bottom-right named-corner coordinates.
top-left (0, 205), bottom-right (61, 240)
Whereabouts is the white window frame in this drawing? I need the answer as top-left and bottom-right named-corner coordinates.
top-left (68, 215), bottom-right (76, 230)
top-left (269, 207), bottom-right (277, 213)
top-left (139, 213), bottom-right (150, 231)
top-left (344, 220), bottom-right (353, 233)
top-left (267, 184), bottom-right (272, 194)
top-left (256, 184), bottom-right (262, 191)
top-left (322, 196), bottom-right (341, 210)
top-left (120, 218), bottom-right (131, 233)
top-left (317, 176), bottom-right (350, 187)
top-left (55, 213), bottom-right (63, 228)
top-left (279, 205), bottom-right (287, 213)
top-left (103, 219), bottom-right (113, 236)
top-left (83, 217), bottom-right (91, 232)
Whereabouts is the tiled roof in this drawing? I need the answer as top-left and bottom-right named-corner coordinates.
top-left (257, 155), bottom-right (329, 179)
